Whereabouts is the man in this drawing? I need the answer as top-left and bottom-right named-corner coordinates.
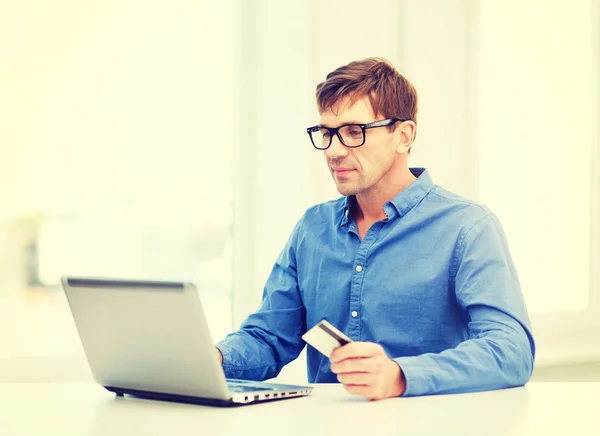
top-left (216, 57), bottom-right (535, 400)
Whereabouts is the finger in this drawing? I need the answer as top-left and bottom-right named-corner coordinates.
top-left (330, 356), bottom-right (379, 374)
top-left (343, 384), bottom-right (379, 400)
top-left (337, 372), bottom-right (373, 386)
top-left (330, 342), bottom-right (384, 363)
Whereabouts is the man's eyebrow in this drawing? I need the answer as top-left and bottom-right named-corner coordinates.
top-left (319, 120), bottom-right (365, 128)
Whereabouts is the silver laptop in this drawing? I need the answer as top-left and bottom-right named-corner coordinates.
top-left (61, 276), bottom-right (312, 406)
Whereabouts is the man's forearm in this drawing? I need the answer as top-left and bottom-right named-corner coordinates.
top-left (216, 329), bottom-right (290, 381)
top-left (394, 327), bottom-right (533, 396)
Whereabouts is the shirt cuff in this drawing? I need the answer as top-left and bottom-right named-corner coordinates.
top-left (215, 343), bottom-right (233, 373)
top-left (393, 356), bottom-right (433, 397)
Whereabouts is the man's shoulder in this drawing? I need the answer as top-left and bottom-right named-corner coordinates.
top-left (305, 196), bottom-right (346, 216)
top-left (301, 197), bottom-right (346, 224)
top-left (425, 185), bottom-right (493, 227)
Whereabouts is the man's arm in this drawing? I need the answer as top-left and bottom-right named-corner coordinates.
top-left (215, 218), bottom-right (307, 381)
top-left (393, 213), bottom-right (535, 396)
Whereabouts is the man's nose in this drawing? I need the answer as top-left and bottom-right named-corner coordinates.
top-left (325, 134), bottom-right (348, 159)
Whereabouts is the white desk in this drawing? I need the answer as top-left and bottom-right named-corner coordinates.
top-left (0, 382), bottom-right (598, 435)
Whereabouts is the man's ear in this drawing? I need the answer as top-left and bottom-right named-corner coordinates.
top-left (395, 121), bottom-right (416, 154)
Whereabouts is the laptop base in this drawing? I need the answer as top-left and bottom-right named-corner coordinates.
top-left (104, 386), bottom-right (243, 407)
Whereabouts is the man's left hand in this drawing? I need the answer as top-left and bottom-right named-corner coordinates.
top-left (329, 342), bottom-right (406, 400)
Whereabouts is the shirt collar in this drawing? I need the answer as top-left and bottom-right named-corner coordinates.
top-left (341, 196), bottom-right (354, 225)
top-left (341, 167), bottom-right (433, 225)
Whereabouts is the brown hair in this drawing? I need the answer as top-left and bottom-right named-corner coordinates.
top-left (316, 57), bottom-right (418, 143)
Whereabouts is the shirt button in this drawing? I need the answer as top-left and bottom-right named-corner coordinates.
top-left (351, 311), bottom-right (358, 318)
top-left (355, 265), bottom-right (363, 272)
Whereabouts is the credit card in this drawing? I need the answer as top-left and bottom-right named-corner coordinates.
top-left (302, 319), bottom-right (352, 358)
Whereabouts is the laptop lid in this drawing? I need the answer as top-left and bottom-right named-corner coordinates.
top-left (61, 276), bottom-right (233, 401)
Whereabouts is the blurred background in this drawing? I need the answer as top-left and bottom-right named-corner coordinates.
top-left (0, 0), bottom-right (598, 382)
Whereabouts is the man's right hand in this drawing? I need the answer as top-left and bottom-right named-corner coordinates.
top-left (216, 347), bottom-right (223, 365)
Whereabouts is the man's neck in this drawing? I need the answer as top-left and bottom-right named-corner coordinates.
top-left (354, 167), bottom-right (417, 222)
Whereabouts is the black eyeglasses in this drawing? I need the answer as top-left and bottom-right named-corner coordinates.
top-left (306, 118), bottom-right (406, 150)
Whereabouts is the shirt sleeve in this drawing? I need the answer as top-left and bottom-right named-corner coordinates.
top-left (215, 217), bottom-right (307, 381)
top-left (394, 213), bottom-right (536, 396)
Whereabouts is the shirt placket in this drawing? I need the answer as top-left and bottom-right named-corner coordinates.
top-left (347, 222), bottom-right (384, 341)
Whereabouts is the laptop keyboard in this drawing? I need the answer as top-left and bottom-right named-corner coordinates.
top-left (227, 384), bottom-right (272, 393)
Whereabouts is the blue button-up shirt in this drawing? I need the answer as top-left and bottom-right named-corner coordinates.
top-left (217, 168), bottom-right (535, 396)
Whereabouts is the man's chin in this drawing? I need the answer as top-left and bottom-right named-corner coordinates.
top-left (335, 183), bottom-right (359, 197)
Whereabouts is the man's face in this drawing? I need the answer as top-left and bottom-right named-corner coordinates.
top-left (320, 96), bottom-right (399, 196)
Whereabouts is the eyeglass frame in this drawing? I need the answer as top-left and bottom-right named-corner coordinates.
top-left (306, 117), bottom-right (407, 150)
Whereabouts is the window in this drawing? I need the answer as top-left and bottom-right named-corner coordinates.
top-left (471, 0), bottom-right (600, 364)
top-left (0, 1), bottom-right (235, 366)
top-left (474, 0), bottom-right (596, 315)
